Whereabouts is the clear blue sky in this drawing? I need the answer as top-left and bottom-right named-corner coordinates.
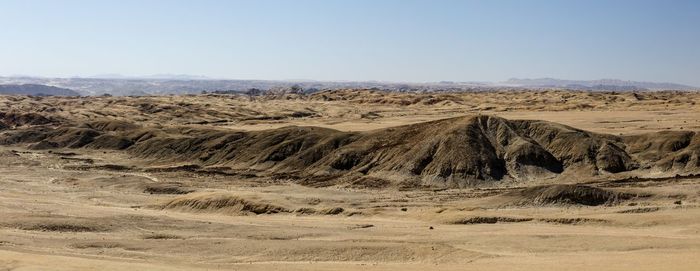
top-left (1, 0), bottom-right (699, 85)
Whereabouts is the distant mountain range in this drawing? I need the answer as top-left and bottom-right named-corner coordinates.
top-left (0, 84), bottom-right (81, 96)
top-left (0, 76), bottom-right (696, 96)
top-left (86, 74), bottom-right (213, 80)
top-left (503, 78), bottom-right (696, 91)
top-left (0, 76), bottom-right (490, 96)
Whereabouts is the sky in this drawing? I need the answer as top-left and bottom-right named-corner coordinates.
top-left (0, 0), bottom-right (699, 86)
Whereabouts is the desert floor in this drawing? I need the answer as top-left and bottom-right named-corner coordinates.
top-left (1, 90), bottom-right (699, 270)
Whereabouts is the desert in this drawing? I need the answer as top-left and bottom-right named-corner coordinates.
top-left (3, 1), bottom-right (700, 269)
top-left (1, 89), bottom-right (699, 270)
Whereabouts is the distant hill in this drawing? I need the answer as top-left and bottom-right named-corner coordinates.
top-left (87, 74), bottom-right (212, 80)
top-left (0, 76), bottom-right (696, 96)
top-left (0, 76), bottom-right (489, 96)
top-left (0, 84), bottom-right (81, 96)
top-left (504, 78), bottom-right (696, 90)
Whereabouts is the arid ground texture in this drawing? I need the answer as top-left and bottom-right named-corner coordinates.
top-left (1, 89), bottom-right (700, 270)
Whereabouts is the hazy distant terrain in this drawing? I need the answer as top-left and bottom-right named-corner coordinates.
top-left (1, 76), bottom-right (696, 96)
top-left (0, 76), bottom-right (487, 96)
top-left (0, 84), bottom-right (80, 96)
top-left (504, 78), bottom-right (697, 91)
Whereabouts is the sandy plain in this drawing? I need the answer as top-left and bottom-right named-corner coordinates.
top-left (0, 89), bottom-right (699, 270)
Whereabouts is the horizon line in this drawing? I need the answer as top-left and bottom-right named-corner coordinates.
top-left (1, 74), bottom-right (697, 88)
